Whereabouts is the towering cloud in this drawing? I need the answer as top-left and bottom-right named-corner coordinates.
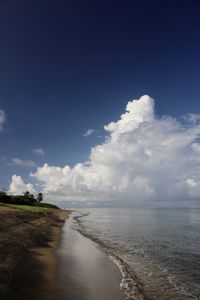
top-left (9, 175), bottom-right (36, 195)
top-left (9, 95), bottom-right (200, 204)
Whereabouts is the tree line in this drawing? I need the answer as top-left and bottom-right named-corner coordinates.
top-left (0, 190), bottom-right (43, 205)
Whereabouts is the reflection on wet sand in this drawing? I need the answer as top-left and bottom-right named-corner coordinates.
top-left (57, 219), bottom-right (124, 300)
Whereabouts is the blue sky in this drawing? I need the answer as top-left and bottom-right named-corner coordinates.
top-left (1, 0), bottom-right (200, 205)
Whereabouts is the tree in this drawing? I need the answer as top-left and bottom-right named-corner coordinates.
top-left (0, 190), bottom-right (11, 203)
top-left (36, 192), bottom-right (43, 203)
top-left (23, 191), bottom-right (36, 203)
top-left (23, 191), bottom-right (31, 198)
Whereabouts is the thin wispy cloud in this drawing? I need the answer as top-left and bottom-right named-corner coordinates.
top-left (83, 129), bottom-right (96, 137)
top-left (0, 110), bottom-right (6, 131)
top-left (11, 158), bottom-right (36, 167)
top-left (32, 148), bottom-right (45, 156)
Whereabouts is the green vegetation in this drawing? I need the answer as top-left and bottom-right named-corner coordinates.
top-left (0, 190), bottom-right (59, 210)
top-left (6, 204), bottom-right (48, 213)
top-left (36, 192), bottom-right (43, 203)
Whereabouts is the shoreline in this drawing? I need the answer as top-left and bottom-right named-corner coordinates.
top-left (56, 216), bottom-right (125, 300)
top-left (0, 207), bottom-right (126, 300)
top-left (73, 213), bottom-right (147, 300)
top-left (75, 228), bottom-right (147, 300)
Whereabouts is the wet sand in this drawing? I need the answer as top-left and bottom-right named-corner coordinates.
top-left (57, 218), bottom-right (125, 300)
top-left (0, 207), bottom-right (124, 300)
top-left (32, 210), bottom-right (69, 300)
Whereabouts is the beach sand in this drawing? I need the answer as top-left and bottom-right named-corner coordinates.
top-left (57, 218), bottom-right (125, 300)
top-left (0, 206), bottom-right (69, 300)
top-left (0, 207), bottom-right (124, 300)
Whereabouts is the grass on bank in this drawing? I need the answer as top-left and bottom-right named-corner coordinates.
top-left (0, 190), bottom-right (59, 213)
top-left (0, 203), bottom-right (59, 214)
top-left (6, 204), bottom-right (48, 213)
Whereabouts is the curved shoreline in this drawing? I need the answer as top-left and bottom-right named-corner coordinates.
top-left (72, 210), bottom-right (200, 300)
top-left (73, 212), bottom-right (149, 300)
top-left (56, 216), bottom-right (125, 300)
top-left (73, 224), bottom-right (148, 300)
top-left (0, 207), bottom-right (125, 300)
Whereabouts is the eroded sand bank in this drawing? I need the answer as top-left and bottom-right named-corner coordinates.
top-left (0, 207), bottom-right (69, 300)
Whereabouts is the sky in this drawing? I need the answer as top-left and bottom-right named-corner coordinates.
top-left (1, 0), bottom-right (200, 207)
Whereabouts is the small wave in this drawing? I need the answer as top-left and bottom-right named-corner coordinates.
top-left (167, 275), bottom-right (199, 300)
top-left (108, 254), bottom-right (148, 300)
top-left (72, 212), bottom-right (199, 300)
top-left (73, 210), bottom-right (89, 224)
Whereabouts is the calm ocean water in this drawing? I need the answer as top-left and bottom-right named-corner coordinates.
top-left (72, 208), bottom-right (200, 300)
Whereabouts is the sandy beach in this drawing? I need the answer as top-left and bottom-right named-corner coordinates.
top-left (57, 218), bottom-right (124, 300)
top-left (0, 207), bottom-right (125, 300)
top-left (0, 206), bottom-right (69, 300)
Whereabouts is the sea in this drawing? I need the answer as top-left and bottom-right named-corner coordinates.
top-left (71, 208), bottom-right (200, 300)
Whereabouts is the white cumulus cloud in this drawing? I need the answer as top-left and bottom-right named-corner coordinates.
top-left (9, 95), bottom-right (200, 205)
top-left (0, 110), bottom-right (6, 131)
top-left (9, 175), bottom-right (36, 195)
